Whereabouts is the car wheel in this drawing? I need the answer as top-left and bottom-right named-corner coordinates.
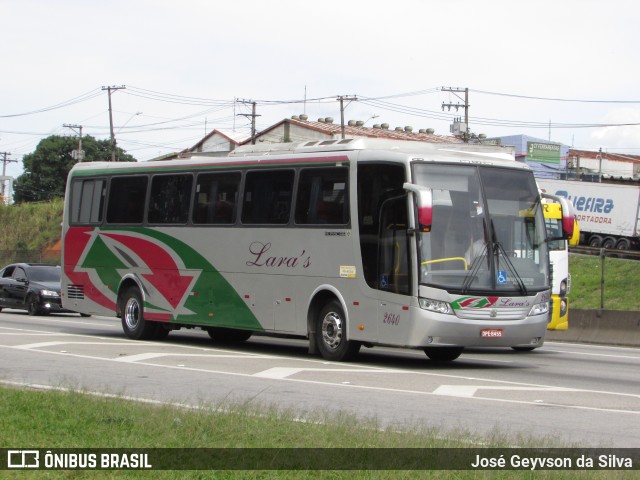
top-left (27, 294), bottom-right (42, 316)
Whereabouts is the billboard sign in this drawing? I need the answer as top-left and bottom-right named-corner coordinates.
top-left (527, 142), bottom-right (561, 164)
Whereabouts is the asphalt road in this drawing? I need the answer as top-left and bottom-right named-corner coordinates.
top-left (0, 310), bottom-right (638, 447)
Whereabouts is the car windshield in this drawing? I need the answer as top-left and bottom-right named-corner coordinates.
top-left (27, 266), bottom-right (61, 283)
top-left (413, 163), bottom-right (549, 294)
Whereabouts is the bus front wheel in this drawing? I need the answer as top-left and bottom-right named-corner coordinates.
top-left (424, 346), bottom-right (463, 361)
top-left (121, 287), bottom-right (158, 340)
top-left (316, 300), bottom-right (360, 361)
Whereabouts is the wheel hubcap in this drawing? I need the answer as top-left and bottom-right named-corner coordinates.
top-left (124, 298), bottom-right (140, 330)
top-left (321, 312), bottom-right (343, 350)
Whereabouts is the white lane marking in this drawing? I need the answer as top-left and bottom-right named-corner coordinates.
top-left (543, 349), bottom-right (640, 360)
top-left (433, 385), bottom-right (575, 397)
top-left (15, 341), bottom-right (134, 350)
top-left (115, 352), bottom-right (273, 363)
top-left (2, 325), bottom-right (639, 415)
top-left (0, 333), bottom-right (68, 336)
top-left (252, 367), bottom-right (387, 379)
top-left (253, 367), bottom-right (305, 379)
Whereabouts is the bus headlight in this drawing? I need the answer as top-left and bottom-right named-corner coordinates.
top-left (419, 298), bottom-right (453, 315)
top-left (528, 302), bottom-right (549, 316)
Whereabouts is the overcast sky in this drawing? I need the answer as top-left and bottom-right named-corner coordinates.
top-left (2, 0), bottom-right (640, 179)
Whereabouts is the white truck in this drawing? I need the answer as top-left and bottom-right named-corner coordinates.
top-left (537, 178), bottom-right (640, 250)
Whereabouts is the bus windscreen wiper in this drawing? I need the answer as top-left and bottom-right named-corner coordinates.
top-left (491, 220), bottom-right (528, 295)
top-left (460, 243), bottom-right (488, 294)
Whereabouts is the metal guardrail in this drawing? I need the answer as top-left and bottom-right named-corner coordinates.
top-left (570, 246), bottom-right (640, 260)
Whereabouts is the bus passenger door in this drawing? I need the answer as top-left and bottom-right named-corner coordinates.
top-left (377, 195), bottom-right (412, 344)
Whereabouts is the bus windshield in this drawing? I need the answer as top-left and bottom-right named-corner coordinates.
top-left (413, 164), bottom-right (549, 294)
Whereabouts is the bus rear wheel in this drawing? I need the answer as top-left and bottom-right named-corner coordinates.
top-left (121, 287), bottom-right (158, 340)
top-left (424, 346), bottom-right (463, 362)
top-left (316, 300), bottom-right (360, 361)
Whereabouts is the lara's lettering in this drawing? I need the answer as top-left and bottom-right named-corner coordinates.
top-left (246, 241), bottom-right (311, 269)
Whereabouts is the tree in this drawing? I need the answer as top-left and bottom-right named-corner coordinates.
top-left (13, 135), bottom-right (136, 203)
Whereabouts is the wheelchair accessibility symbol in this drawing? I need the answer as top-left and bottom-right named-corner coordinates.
top-left (497, 270), bottom-right (508, 285)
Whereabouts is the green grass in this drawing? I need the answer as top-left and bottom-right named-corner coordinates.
top-left (0, 386), bottom-right (634, 479)
top-left (0, 198), bottom-right (63, 251)
top-left (569, 254), bottom-right (640, 311)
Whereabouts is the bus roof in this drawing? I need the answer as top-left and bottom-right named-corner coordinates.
top-left (227, 137), bottom-right (516, 161)
top-left (68, 138), bottom-right (524, 176)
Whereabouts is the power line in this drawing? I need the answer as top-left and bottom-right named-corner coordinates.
top-left (0, 89), bottom-right (102, 118)
top-left (470, 89), bottom-right (640, 104)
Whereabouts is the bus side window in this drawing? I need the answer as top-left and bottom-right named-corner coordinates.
top-left (242, 170), bottom-right (294, 225)
top-left (193, 172), bottom-right (241, 225)
top-left (106, 176), bottom-right (148, 224)
top-left (295, 167), bottom-right (349, 225)
top-left (148, 174), bottom-right (193, 224)
top-left (70, 178), bottom-right (105, 225)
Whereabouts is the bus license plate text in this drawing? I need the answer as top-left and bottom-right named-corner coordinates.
top-left (480, 328), bottom-right (503, 338)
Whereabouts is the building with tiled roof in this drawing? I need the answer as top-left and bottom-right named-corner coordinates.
top-left (249, 116), bottom-right (462, 145)
top-left (183, 129), bottom-right (250, 157)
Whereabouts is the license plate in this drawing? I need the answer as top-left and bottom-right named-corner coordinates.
top-left (480, 328), bottom-right (503, 338)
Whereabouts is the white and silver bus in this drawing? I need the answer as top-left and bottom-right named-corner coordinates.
top-left (61, 138), bottom-right (574, 362)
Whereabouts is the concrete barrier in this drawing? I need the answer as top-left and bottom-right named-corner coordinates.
top-left (546, 309), bottom-right (640, 347)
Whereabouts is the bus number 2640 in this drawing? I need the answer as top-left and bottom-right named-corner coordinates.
top-left (383, 313), bottom-right (400, 325)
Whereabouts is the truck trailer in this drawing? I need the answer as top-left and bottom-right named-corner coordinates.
top-left (537, 179), bottom-right (640, 250)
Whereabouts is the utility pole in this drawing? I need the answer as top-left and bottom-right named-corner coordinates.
top-left (337, 95), bottom-right (357, 139)
top-left (102, 85), bottom-right (126, 161)
top-left (1, 152), bottom-right (17, 202)
top-left (441, 87), bottom-right (469, 142)
top-left (63, 124), bottom-right (84, 161)
top-left (237, 99), bottom-right (260, 144)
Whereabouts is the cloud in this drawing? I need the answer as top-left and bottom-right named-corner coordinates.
top-left (590, 107), bottom-right (640, 150)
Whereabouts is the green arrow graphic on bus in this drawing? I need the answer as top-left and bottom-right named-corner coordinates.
top-left (78, 227), bottom-right (263, 330)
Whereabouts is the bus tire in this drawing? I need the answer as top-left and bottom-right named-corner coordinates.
top-left (121, 287), bottom-right (157, 340)
top-left (207, 327), bottom-right (252, 343)
top-left (512, 346), bottom-right (536, 352)
top-left (316, 300), bottom-right (360, 361)
top-left (424, 346), bottom-right (463, 361)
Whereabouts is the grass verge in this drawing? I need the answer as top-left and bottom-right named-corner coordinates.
top-left (569, 254), bottom-right (640, 310)
top-left (0, 385), bottom-right (633, 479)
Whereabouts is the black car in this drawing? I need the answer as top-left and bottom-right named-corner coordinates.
top-left (0, 263), bottom-right (81, 316)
